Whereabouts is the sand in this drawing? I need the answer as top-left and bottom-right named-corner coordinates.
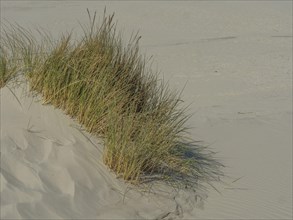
top-left (1, 1), bottom-right (292, 219)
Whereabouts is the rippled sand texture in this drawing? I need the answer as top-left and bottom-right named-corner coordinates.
top-left (1, 1), bottom-right (292, 219)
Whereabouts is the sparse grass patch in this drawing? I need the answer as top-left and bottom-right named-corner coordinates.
top-left (0, 11), bottom-right (223, 188)
top-left (0, 46), bottom-right (18, 88)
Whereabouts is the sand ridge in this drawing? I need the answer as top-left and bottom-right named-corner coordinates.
top-left (1, 1), bottom-right (292, 219)
top-left (1, 82), bottom-right (206, 219)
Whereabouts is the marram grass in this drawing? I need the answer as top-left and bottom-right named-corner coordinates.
top-left (0, 11), bottom-right (223, 187)
top-left (0, 46), bottom-right (18, 88)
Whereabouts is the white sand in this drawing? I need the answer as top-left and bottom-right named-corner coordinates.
top-left (1, 1), bottom-right (292, 219)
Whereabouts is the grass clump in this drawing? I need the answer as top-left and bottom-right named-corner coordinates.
top-left (0, 11), bottom-right (223, 187)
top-left (0, 46), bottom-right (18, 88)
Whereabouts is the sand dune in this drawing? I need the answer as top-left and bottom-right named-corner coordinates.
top-left (1, 1), bottom-right (292, 219)
top-left (2, 82), bottom-right (204, 219)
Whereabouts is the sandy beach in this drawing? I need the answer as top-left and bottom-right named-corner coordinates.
top-left (1, 1), bottom-right (292, 219)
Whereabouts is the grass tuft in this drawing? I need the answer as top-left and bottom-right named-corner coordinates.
top-left (0, 10), bottom-right (223, 188)
top-left (0, 45), bottom-right (18, 88)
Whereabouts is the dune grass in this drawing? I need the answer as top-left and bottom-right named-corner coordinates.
top-left (0, 46), bottom-right (18, 88)
top-left (0, 11), bottom-right (223, 187)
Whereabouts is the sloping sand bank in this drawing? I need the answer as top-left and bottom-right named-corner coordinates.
top-left (1, 1), bottom-right (292, 219)
top-left (2, 82), bottom-right (205, 219)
